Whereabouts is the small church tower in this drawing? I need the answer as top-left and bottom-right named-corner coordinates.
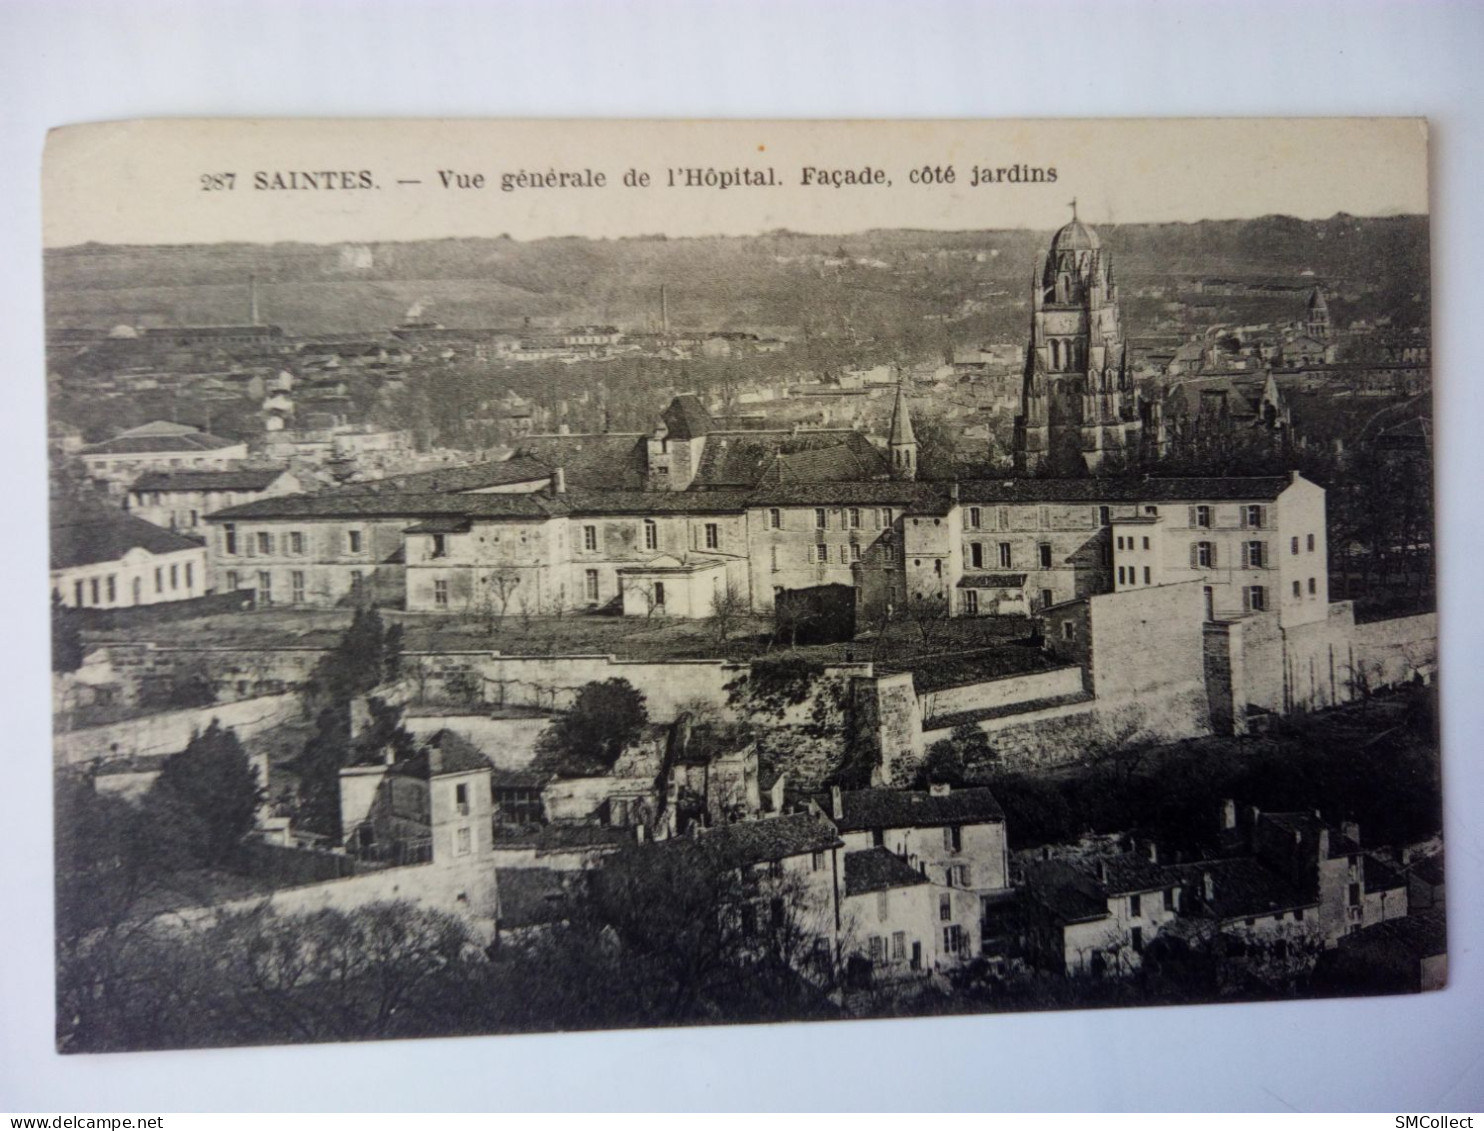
top-left (888, 377), bottom-right (918, 481)
top-left (1306, 286), bottom-right (1331, 341)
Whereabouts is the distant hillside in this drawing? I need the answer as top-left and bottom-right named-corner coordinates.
top-left (44, 215), bottom-right (1429, 338)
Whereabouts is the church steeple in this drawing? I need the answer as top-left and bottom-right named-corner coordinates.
top-left (888, 375), bottom-right (918, 481)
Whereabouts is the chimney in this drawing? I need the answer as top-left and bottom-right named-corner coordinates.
top-left (1341, 820), bottom-right (1360, 846)
top-left (552, 466), bottom-right (567, 494)
top-left (830, 784), bottom-right (843, 821)
top-left (948, 482), bottom-right (960, 502)
top-left (660, 285), bottom-right (669, 336)
top-left (249, 275), bottom-right (259, 326)
top-left (1202, 870), bottom-right (1215, 902)
top-left (1221, 798), bottom-right (1237, 831)
top-left (1096, 859), bottom-right (1108, 883)
top-left (929, 782), bottom-right (951, 797)
top-left (1144, 841), bottom-right (1158, 864)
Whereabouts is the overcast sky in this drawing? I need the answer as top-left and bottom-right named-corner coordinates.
top-left (44, 117), bottom-right (1428, 248)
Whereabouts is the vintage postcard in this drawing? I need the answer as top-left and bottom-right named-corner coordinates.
top-left (44, 118), bottom-right (1441, 1053)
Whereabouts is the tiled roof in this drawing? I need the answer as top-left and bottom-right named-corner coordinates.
top-left (83, 430), bottom-right (243, 456)
top-left (843, 847), bottom-right (929, 897)
top-left (1094, 852), bottom-right (1178, 896)
top-left (206, 491), bottom-right (567, 522)
top-left (955, 476), bottom-right (1293, 504)
top-left (1363, 854), bottom-right (1406, 894)
top-left (832, 787), bottom-right (1004, 832)
top-left (958, 573), bottom-right (1027, 589)
top-left (387, 729), bottom-right (492, 778)
top-left (661, 394), bottom-right (714, 441)
top-left (562, 488), bottom-right (753, 516)
top-left (490, 767), bottom-right (551, 790)
top-left (514, 434), bottom-right (649, 491)
top-left (1168, 857), bottom-right (1316, 922)
top-left (1408, 853), bottom-right (1445, 887)
top-left (1335, 906), bottom-right (1446, 961)
top-left (51, 511), bottom-right (204, 570)
top-left (695, 430), bottom-right (885, 489)
top-left (129, 467), bottom-right (290, 493)
top-left (1022, 860), bottom-right (1109, 924)
top-left (746, 480), bottom-right (943, 508)
top-left (337, 457), bottom-right (551, 496)
top-left (669, 812), bottom-right (842, 868)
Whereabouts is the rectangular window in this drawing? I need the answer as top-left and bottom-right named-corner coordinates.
top-left (1142, 536), bottom-right (1150, 550)
top-left (455, 783), bottom-right (470, 816)
top-left (169, 563), bottom-right (179, 589)
top-left (969, 506), bottom-right (982, 529)
top-left (970, 542), bottom-right (984, 569)
top-left (643, 520), bottom-right (658, 551)
top-left (1308, 577), bottom-right (1317, 595)
top-left (456, 827), bottom-right (471, 856)
top-left (434, 579), bottom-right (448, 608)
top-left (939, 894), bottom-right (952, 922)
top-left (653, 581), bottom-right (666, 607)
top-left (185, 563), bottom-right (194, 590)
top-left (812, 850), bottom-right (826, 872)
top-left (74, 580), bottom-right (83, 606)
top-left (868, 935), bottom-right (886, 964)
top-left (223, 523), bottom-right (237, 555)
top-left (1117, 536), bottom-right (1125, 551)
top-left (291, 570), bottom-right (305, 604)
top-left (1247, 585), bottom-right (1266, 612)
top-left (998, 542), bottom-right (1012, 569)
top-left (1194, 541), bottom-right (1214, 568)
top-left (877, 892), bottom-right (889, 921)
top-left (1099, 505), bottom-right (1111, 525)
top-left (1348, 883), bottom-right (1361, 907)
top-left (1118, 566), bottom-right (1126, 585)
top-left (583, 525), bottom-right (597, 551)
top-left (347, 530), bottom-right (363, 554)
top-left (1038, 543), bottom-right (1053, 569)
top-left (705, 523), bottom-right (719, 549)
top-left (1291, 536), bottom-right (1300, 555)
top-left (1246, 541), bottom-right (1266, 569)
top-left (815, 508), bottom-right (827, 530)
top-left (943, 925), bottom-right (965, 955)
top-left (257, 571), bottom-right (272, 605)
top-left (816, 543), bottom-right (828, 565)
top-left (1195, 505), bottom-right (1212, 528)
top-left (1307, 533), bottom-right (1316, 552)
top-left (89, 578), bottom-right (100, 605)
top-left (850, 542), bottom-right (862, 563)
top-left (1293, 580), bottom-right (1302, 598)
top-left (226, 570), bottom-right (239, 591)
top-left (1062, 620), bottom-right (1076, 641)
top-left (769, 508), bottom-right (781, 530)
top-left (1131, 926), bottom-right (1144, 954)
top-left (290, 531), bottom-right (304, 556)
top-left (848, 508), bottom-right (861, 530)
top-left (1245, 504), bottom-right (1265, 529)
top-left (1163, 888), bottom-right (1175, 912)
top-left (257, 532), bottom-right (273, 555)
top-left (964, 589), bottom-right (979, 616)
top-left (891, 931), bottom-right (905, 962)
top-left (1041, 588), bottom-right (1054, 608)
top-left (1144, 566), bottom-right (1151, 585)
top-left (997, 506), bottom-right (1009, 529)
top-left (585, 569), bottom-right (599, 603)
top-left (944, 825), bottom-right (962, 853)
top-left (106, 575), bottom-right (116, 603)
top-left (155, 567), bottom-right (163, 594)
top-left (1130, 893), bottom-right (1142, 917)
top-left (883, 544), bottom-right (895, 565)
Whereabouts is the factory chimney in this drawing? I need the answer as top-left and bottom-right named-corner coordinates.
top-left (249, 275), bottom-right (260, 326)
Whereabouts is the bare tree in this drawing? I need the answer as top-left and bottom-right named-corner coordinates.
top-left (903, 591), bottom-right (950, 651)
top-left (623, 578), bottom-right (662, 625)
top-left (709, 580), bottom-right (749, 646)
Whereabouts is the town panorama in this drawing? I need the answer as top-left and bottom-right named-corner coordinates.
top-left (47, 204), bottom-right (1441, 1051)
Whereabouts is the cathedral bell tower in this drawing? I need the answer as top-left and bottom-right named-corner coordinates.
top-left (1013, 203), bottom-right (1143, 475)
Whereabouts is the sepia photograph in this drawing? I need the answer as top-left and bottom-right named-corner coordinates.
top-left (41, 117), bottom-right (1443, 1058)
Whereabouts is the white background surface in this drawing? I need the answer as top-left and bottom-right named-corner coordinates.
top-left (2, 0), bottom-right (1481, 1113)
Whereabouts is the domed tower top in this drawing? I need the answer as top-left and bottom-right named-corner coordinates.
top-left (1049, 200), bottom-right (1102, 254)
